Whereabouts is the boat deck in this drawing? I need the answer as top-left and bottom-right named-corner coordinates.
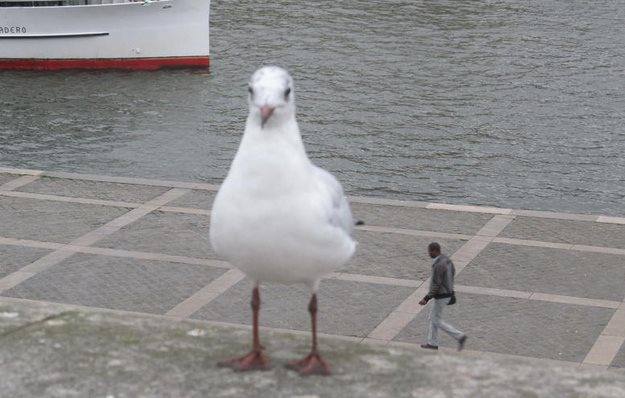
top-left (1, 166), bottom-right (625, 370)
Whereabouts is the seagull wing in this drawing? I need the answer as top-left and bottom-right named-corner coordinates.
top-left (311, 165), bottom-right (354, 235)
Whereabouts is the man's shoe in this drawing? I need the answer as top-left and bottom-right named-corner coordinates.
top-left (420, 343), bottom-right (438, 350)
top-left (458, 335), bottom-right (467, 352)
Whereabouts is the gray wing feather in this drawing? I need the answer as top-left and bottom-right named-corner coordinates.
top-left (312, 166), bottom-right (354, 234)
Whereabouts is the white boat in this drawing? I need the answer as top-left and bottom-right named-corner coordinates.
top-left (0, 0), bottom-right (210, 70)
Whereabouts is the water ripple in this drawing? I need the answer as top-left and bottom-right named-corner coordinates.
top-left (0, 0), bottom-right (624, 216)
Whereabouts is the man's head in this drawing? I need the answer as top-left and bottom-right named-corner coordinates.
top-left (428, 242), bottom-right (441, 259)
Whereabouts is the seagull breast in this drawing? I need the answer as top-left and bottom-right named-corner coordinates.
top-left (209, 66), bottom-right (356, 286)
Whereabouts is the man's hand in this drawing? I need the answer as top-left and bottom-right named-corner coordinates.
top-left (419, 298), bottom-right (429, 306)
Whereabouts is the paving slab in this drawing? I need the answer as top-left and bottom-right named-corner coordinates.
top-left (610, 340), bottom-right (625, 368)
top-left (1, 254), bottom-right (226, 314)
top-left (0, 245), bottom-right (52, 279)
top-left (192, 278), bottom-right (415, 338)
top-left (501, 217), bottom-right (625, 249)
top-left (1, 299), bottom-right (625, 398)
top-left (0, 196), bottom-right (129, 243)
top-left (2, 169), bottom-right (625, 376)
top-left (0, 173), bottom-right (16, 187)
top-left (351, 202), bottom-right (492, 234)
top-left (97, 211), bottom-right (214, 259)
top-left (394, 293), bottom-right (615, 362)
top-left (457, 243), bottom-right (625, 302)
top-left (15, 176), bottom-right (170, 203)
top-left (344, 230), bottom-right (465, 280)
top-left (167, 190), bottom-right (217, 210)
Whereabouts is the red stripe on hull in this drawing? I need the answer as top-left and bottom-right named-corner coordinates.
top-left (0, 56), bottom-right (210, 71)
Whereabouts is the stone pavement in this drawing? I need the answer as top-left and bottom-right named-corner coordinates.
top-left (2, 299), bottom-right (625, 398)
top-left (1, 166), bottom-right (625, 375)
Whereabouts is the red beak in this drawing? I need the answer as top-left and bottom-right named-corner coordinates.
top-left (260, 106), bottom-right (275, 127)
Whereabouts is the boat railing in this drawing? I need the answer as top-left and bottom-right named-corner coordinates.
top-left (0, 0), bottom-right (159, 6)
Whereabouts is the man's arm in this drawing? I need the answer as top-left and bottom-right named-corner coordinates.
top-left (427, 263), bottom-right (444, 299)
top-left (419, 262), bottom-right (444, 305)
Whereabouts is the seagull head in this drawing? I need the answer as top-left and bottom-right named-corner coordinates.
top-left (248, 66), bottom-right (295, 129)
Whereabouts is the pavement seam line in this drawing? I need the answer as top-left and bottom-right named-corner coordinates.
top-left (476, 214), bottom-right (516, 237)
top-left (0, 237), bottom-right (64, 250)
top-left (63, 245), bottom-right (231, 268)
top-left (327, 272), bottom-right (424, 288)
top-left (454, 285), bottom-right (533, 299)
top-left (0, 167), bottom-right (41, 176)
top-left (511, 209), bottom-right (599, 221)
top-left (602, 307), bottom-right (625, 337)
top-left (159, 206), bottom-right (211, 216)
top-left (0, 188), bottom-right (189, 293)
top-left (583, 303), bottom-right (625, 366)
top-left (0, 190), bottom-right (142, 209)
top-left (4, 196), bottom-right (623, 254)
top-left (597, 216), bottom-right (625, 225)
top-left (165, 269), bottom-right (246, 318)
top-left (426, 203), bottom-right (512, 215)
top-left (0, 190), bottom-right (212, 216)
top-left (0, 174), bottom-right (41, 192)
top-left (583, 335), bottom-right (625, 366)
top-left (0, 167), bottom-right (217, 190)
top-left (528, 292), bottom-right (621, 309)
top-left (2, 165), bottom-right (623, 222)
top-left (4, 234), bottom-right (625, 263)
top-left (493, 237), bottom-right (625, 256)
top-left (355, 225), bottom-right (471, 240)
top-left (366, 215), bottom-right (513, 341)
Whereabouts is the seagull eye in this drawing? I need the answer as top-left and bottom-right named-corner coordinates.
top-left (248, 87), bottom-right (254, 96)
top-left (284, 88), bottom-right (291, 99)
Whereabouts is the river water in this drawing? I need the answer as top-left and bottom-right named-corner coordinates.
top-left (1, 1), bottom-right (624, 215)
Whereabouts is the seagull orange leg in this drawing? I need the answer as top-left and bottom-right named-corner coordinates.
top-left (286, 294), bottom-right (331, 376)
top-left (218, 285), bottom-right (270, 371)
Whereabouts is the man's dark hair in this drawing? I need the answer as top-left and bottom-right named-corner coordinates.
top-left (428, 242), bottom-right (441, 252)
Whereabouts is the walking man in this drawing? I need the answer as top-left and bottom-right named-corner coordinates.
top-left (419, 242), bottom-right (467, 351)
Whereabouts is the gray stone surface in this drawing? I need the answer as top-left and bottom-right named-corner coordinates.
top-left (0, 173), bottom-right (16, 186)
top-left (1, 299), bottom-right (625, 398)
top-left (0, 300), bottom-right (63, 336)
top-left (97, 210), bottom-right (214, 258)
top-left (351, 202), bottom-right (492, 234)
top-left (344, 230), bottom-right (466, 280)
top-left (168, 190), bottom-right (217, 210)
top-left (193, 278), bottom-right (414, 338)
top-left (611, 341), bottom-right (625, 369)
top-left (395, 293), bottom-right (614, 362)
top-left (2, 254), bottom-right (226, 314)
top-left (501, 217), bottom-right (625, 249)
top-left (0, 245), bottom-right (52, 279)
top-left (0, 196), bottom-right (128, 243)
top-left (16, 176), bottom-right (170, 203)
top-left (458, 243), bottom-right (625, 301)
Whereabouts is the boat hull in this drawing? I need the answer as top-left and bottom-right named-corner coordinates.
top-left (0, 56), bottom-right (209, 71)
top-left (0, 0), bottom-right (210, 70)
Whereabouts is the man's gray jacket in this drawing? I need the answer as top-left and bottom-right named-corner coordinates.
top-left (425, 254), bottom-right (455, 300)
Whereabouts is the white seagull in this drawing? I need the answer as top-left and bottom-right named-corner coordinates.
top-left (209, 66), bottom-right (356, 376)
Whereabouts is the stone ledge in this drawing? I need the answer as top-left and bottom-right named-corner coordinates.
top-left (0, 299), bottom-right (624, 398)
